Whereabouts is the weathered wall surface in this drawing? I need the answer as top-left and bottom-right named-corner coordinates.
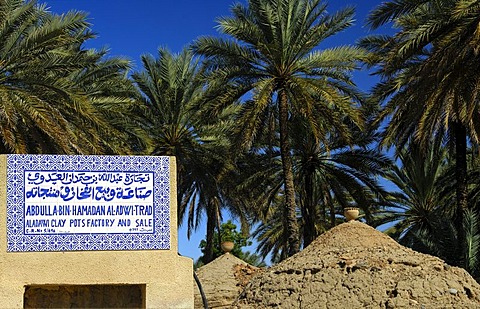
top-left (0, 155), bottom-right (193, 309)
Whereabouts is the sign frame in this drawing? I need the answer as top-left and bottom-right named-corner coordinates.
top-left (6, 154), bottom-right (171, 252)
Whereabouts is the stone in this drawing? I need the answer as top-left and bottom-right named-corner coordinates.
top-left (448, 288), bottom-right (458, 295)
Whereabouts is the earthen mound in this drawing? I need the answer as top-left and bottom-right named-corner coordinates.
top-left (194, 253), bottom-right (261, 308)
top-left (235, 221), bottom-right (480, 308)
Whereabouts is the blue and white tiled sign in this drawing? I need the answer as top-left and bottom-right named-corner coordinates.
top-left (6, 154), bottom-right (171, 252)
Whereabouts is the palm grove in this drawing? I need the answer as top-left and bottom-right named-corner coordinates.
top-left (2, 0), bottom-right (480, 278)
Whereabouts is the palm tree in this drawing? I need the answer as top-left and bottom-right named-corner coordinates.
top-left (378, 140), bottom-right (449, 244)
top-left (233, 124), bottom-right (390, 257)
top-left (377, 140), bottom-right (480, 276)
top-left (401, 208), bottom-right (480, 279)
top-left (132, 47), bottom-right (244, 263)
top-left (293, 122), bottom-right (391, 247)
top-left (382, 141), bottom-right (480, 278)
top-left (70, 47), bottom-right (148, 154)
top-left (469, 149), bottom-right (480, 211)
top-left (253, 202), bottom-right (291, 263)
top-left (0, 0), bottom-right (127, 154)
top-left (362, 0), bottom-right (480, 251)
top-left (193, 0), bottom-right (366, 256)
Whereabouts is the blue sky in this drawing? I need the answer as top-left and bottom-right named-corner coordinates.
top-left (46, 0), bottom-right (392, 262)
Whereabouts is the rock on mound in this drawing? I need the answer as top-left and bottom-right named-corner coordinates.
top-left (235, 221), bottom-right (480, 308)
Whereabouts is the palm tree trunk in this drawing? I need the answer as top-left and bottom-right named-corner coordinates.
top-left (454, 122), bottom-right (468, 267)
top-left (203, 200), bottom-right (217, 264)
top-left (329, 199), bottom-right (336, 228)
top-left (321, 193), bottom-right (327, 228)
top-left (215, 198), bottom-right (222, 250)
top-left (454, 123), bottom-right (468, 210)
top-left (303, 166), bottom-right (316, 247)
top-left (278, 88), bottom-right (300, 256)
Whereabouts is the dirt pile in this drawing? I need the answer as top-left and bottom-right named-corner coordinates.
top-left (235, 221), bottom-right (480, 308)
top-left (194, 253), bottom-right (261, 308)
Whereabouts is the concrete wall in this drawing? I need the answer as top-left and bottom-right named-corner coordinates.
top-left (0, 155), bottom-right (193, 308)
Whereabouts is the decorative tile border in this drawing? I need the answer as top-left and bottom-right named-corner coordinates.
top-left (6, 154), bottom-right (170, 252)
